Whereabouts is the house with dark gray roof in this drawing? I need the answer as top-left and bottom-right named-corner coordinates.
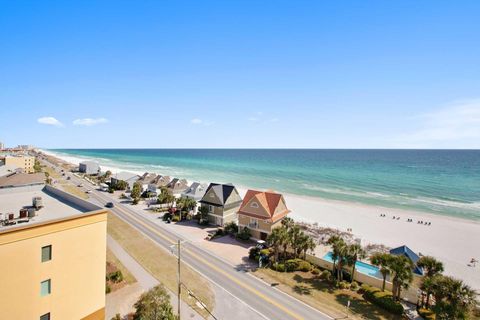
top-left (390, 245), bottom-right (424, 275)
top-left (181, 182), bottom-right (207, 201)
top-left (199, 183), bottom-right (243, 226)
top-left (110, 171), bottom-right (140, 190)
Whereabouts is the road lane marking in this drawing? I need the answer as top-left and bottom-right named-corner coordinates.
top-left (109, 202), bottom-right (303, 320)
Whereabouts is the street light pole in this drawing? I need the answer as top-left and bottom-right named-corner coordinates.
top-left (177, 239), bottom-right (181, 320)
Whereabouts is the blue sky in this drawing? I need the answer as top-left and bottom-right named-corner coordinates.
top-left (0, 1), bottom-right (479, 148)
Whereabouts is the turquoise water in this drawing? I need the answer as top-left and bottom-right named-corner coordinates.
top-left (323, 252), bottom-right (381, 278)
top-left (50, 149), bottom-right (480, 221)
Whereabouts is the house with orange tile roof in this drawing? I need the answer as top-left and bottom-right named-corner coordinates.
top-left (237, 189), bottom-right (291, 240)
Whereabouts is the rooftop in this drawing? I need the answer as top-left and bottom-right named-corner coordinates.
top-left (0, 185), bottom-right (101, 233)
top-left (0, 172), bottom-right (45, 188)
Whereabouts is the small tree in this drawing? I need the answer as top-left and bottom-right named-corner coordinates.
top-left (33, 159), bottom-right (42, 172)
top-left (131, 181), bottom-right (142, 202)
top-left (133, 285), bottom-right (177, 320)
top-left (370, 252), bottom-right (391, 291)
top-left (198, 206), bottom-right (209, 224)
top-left (237, 227), bottom-right (251, 241)
top-left (157, 187), bottom-right (175, 208)
top-left (114, 180), bottom-right (128, 191)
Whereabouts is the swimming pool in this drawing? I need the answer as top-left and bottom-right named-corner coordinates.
top-left (322, 252), bottom-right (381, 278)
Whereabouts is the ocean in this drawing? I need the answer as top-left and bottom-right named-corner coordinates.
top-left (49, 149), bottom-right (480, 221)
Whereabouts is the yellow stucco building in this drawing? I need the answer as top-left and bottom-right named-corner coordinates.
top-left (4, 155), bottom-right (35, 173)
top-left (0, 184), bottom-right (107, 320)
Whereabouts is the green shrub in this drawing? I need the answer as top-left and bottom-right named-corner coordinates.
top-left (224, 222), bottom-right (239, 235)
top-left (311, 268), bottom-right (320, 275)
top-left (350, 281), bottom-right (359, 291)
top-left (260, 249), bottom-right (271, 256)
top-left (271, 263), bottom-right (286, 272)
top-left (320, 270), bottom-right (333, 281)
top-left (105, 284), bottom-right (111, 294)
top-left (108, 270), bottom-right (124, 283)
top-left (362, 285), bottom-right (403, 315)
top-left (285, 259), bottom-right (299, 272)
top-left (296, 260), bottom-right (312, 272)
top-left (171, 215), bottom-right (180, 222)
top-left (338, 280), bottom-right (350, 289)
top-left (237, 227), bottom-right (251, 241)
top-left (418, 308), bottom-right (435, 320)
top-left (249, 247), bottom-right (260, 260)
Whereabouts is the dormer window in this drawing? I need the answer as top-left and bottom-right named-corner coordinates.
top-left (250, 202), bottom-right (259, 208)
top-left (210, 193), bottom-right (215, 198)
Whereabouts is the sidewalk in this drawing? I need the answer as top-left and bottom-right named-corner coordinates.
top-left (106, 235), bottom-right (203, 320)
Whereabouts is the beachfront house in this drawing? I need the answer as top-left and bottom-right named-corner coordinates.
top-left (166, 178), bottom-right (189, 196)
top-left (237, 190), bottom-right (291, 241)
top-left (390, 245), bottom-right (424, 276)
top-left (137, 172), bottom-right (158, 192)
top-left (148, 175), bottom-right (171, 193)
top-left (181, 182), bottom-right (207, 201)
top-left (110, 171), bottom-right (140, 190)
top-left (199, 183), bottom-right (243, 227)
top-left (79, 161), bottom-right (101, 175)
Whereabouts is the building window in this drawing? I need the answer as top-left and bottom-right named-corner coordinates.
top-left (40, 279), bottom-right (51, 296)
top-left (41, 245), bottom-right (52, 262)
top-left (208, 205), bottom-right (213, 213)
top-left (250, 202), bottom-right (259, 208)
top-left (40, 313), bottom-right (50, 320)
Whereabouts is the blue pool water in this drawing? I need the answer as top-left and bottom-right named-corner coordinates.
top-left (323, 252), bottom-right (381, 278)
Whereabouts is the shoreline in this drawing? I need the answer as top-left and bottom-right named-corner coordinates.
top-left (39, 148), bottom-right (480, 290)
top-left (41, 149), bottom-right (479, 225)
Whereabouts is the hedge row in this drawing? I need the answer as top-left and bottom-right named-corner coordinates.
top-left (271, 258), bottom-right (312, 272)
top-left (361, 284), bottom-right (404, 315)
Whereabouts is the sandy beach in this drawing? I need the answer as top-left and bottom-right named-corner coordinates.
top-left (41, 149), bottom-right (480, 291)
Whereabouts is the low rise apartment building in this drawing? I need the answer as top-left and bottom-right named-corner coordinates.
top-left (4, 155), bottom-right (35, 173)
top-left (0, 183), bottom-right (107, 320)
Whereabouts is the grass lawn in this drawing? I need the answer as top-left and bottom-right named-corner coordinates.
top-left (254, 268), bottom-right (403, 320)
top-left (42, 165), bottom-right (61, 179)
top-left (58, 183), bottom-right (89, 199)
top-left (106, 248), bottom-right (137, 293)
top-left (107, 212), bottom-right (215, 318)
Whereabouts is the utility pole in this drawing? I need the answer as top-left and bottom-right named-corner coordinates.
top-left (177, 239), bottom-right (181, 320)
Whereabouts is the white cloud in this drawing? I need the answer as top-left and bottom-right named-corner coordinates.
top-left (190, 118), bottom-right (214, 126)
top-left (248, 117), bottom-right (259, 122)
top-left (73, 118), bottom-right (108, 126)
top-left (394, 99), bottom-right (480, 148)
top-left (37, 116), bottom-right (64, 127)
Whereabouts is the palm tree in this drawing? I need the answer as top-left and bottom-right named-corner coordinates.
top-left (370, 253), bottom-right (391, 291)
top-left (418, 256), bottom-right (444, 277)
top-left (288, 225), bottom-right (303, 258)
top-left (267, 227), bottom-right (284, 263)
top-left (346, 243), bottom-right (366, 283)
top-left (431, 275), bottom-right (478, 319)
top-left (388, 255), bottom-right (414, 301)
top-left (281, 217), bottom-right (294, 230)
top-left (300, 235), bottom-right (316, 260)
top-left (418, 256), bottom-right (444, 308)
top-left (327, 235), bottom-right (347, 282)
top-left (279, 227), bottom-right (290, 261)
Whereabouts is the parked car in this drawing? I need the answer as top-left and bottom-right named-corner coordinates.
top-left (85, 190), bottom-right (91, 194)
top-left (256, 240), bottom-right (267, 249)
top-left (105, 202), bottom-right (114, 208)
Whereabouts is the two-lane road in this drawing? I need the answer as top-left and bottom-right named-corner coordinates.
top-left (65, 171), bottom-right (333, 320)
